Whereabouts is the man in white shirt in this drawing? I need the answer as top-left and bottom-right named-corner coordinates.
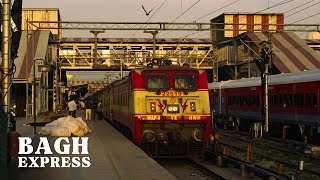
top-left (68, 99), bottom-right (77, 118)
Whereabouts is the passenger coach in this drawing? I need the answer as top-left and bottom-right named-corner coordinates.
top-left (209, 69), bottom-right (320, 143)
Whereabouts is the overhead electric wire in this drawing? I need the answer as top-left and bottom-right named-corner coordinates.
top-left (159, 0), bottom-right (240, 38)
top-left (157, 0), bottom-right (201, 37)
top-left (161, 0), bottom-right (295, 60)
top-left (290, 12), bottom-right (320, 24)
top-left (195, 0), bottom-right (240, 21)
top-left (112, 0), bottom-right (168, 51)
top-left (286, 1), bottom-right (320, 18)
top-left (234, 0), bottom-right (294, 31)
top-left (257, 0), bottom-right (316, 37)
top-left (283, 0), bottom-right (316, 14)
top-left (285, 0), bottom-right (320, 37)
top-left (177, 0), bottom-right (295, 42)
top-left (93, 0), bottom-right (169, 78)
top-left (171, 0), bottom-right (201, 23)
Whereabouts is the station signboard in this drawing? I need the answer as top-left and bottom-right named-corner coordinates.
top-left (38, 65), bottom-right (52, 72)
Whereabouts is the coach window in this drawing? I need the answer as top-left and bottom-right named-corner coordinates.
top-left (294, 94), bottom-right (304, 107)
top-left (306, 93), bottom-right (316, 107)
top-left (246, 96), bottom-right (250, 105)
top-left (253, 95), bottom-right (259, 105)
top-left (228, 96), bottom-right (232, 105)
top-left (249, 95), bottom-right (254, 105)
top-left (146, 75), bottom-right (169, 90)
top-left (174, 74), bottom-right (197, 90)
top-left (283, 94), bottom-right (292, 107)
top-left (274, 95), bottom-right (281, 107)
top-left (268, 95), bottom-right (273, 106)
top-left (232, 96), bottom-right (236, 105)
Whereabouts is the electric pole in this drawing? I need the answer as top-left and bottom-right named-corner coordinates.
top-left (0, 0), bottom-right (11, 169)
top-left (1, 0), bottom-right (12, 127)
top-left (260, 33), bottom-right (272, 136)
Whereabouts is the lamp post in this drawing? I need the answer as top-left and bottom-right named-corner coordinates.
top-left (33, 58), bottom-right (51, 134)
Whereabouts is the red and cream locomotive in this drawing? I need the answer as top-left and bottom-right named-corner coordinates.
top-left (95, 60), bottom-right (212, 157)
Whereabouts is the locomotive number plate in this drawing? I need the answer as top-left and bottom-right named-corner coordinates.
top-left (160, 91), bottom-right (182, 96)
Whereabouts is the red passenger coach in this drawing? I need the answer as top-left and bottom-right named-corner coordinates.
top-left (97, 60), bottom-right (211, 157)
top-left (209, 69), bottom-right (320, 143)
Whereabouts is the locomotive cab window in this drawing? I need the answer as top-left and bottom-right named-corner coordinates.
top-left (174, 74), bottom-right (197, 90)
top-left (146, 74), bottom-right (169, 90)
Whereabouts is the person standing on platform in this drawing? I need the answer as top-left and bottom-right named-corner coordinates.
top-left (92, 99), bottom-right (98, 120)
top-left (96, 101), bottom-right (103, 120)
top-left (67, 99), bottom-right (77, 118)
top-left (85, 100), bottom-right (92, 121)
top-left (79, 100), bottom-right (85, 113)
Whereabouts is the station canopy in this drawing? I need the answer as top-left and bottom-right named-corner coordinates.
top-left (246, 32), bottom-right (320, 73)
top-left (14, 30), bottom-right (51, 82)
top-left (66, 71), bottom-right (130, 87)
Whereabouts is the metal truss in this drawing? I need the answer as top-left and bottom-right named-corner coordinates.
top-left (26, 21), bottom-right (320, 85)
top-left (59, 42), bottom-right (215, 69)
top-left (28, 21), bottom-right (320, 32)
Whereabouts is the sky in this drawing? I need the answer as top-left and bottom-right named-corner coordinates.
top-left (23, 0), bottom-right (320, 38)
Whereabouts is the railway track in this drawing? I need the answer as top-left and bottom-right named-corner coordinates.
top-left (156, 158), bottom-right (230, 180)
top-left (215, 129), bottom-right (320, 179)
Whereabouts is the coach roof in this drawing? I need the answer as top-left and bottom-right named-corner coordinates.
top-left (208, 69), bottom-right (320, 90)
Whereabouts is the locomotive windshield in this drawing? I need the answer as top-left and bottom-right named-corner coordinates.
top-left (146, 74), bottom-right (169, 90)
top-left (174, 74), bottom-right (197, 90)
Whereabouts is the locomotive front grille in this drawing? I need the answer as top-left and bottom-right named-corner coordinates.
top-left (140, 141), bottom-right (205, 158)
top-left (140, 122), bottom-right (206, 158)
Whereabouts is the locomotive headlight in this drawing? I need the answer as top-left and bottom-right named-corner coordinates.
top-left (192, 128), bottom-right (203, 142)
top-left (150, 102), bottom-right (156, 112)
top-left (167, 104), bottom-right (179, 113)
top-left (143, 130), bottom-right (156, 143)
top-left (190, 102), bottom-right (196, 111)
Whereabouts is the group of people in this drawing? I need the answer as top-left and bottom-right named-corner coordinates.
top-left (67, 98), bottom-right (103, 121)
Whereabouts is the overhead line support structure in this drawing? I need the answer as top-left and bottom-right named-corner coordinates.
top-left (25, 20), bottom-right (320, 119)
top-left (144, 30), bottom-right (158, 59)
top-left (90, 30), bottom-right (105, 67)
top-left (27, 21), bottom-right (320, 32)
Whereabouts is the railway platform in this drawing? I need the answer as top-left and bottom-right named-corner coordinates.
top-left (8, 111), bottom-right (177, 180)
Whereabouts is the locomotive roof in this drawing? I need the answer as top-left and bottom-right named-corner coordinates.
top-left (208, 69), bottom-right (320, 90)
top-left (136, 65), bottom-right (200, 72)
top-left (111, 65), bottom-right (203, 86)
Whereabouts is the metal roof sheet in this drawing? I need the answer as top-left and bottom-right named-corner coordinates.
top-left (14, 30), bottom-right (50, 81)
top-left (246, 32), bottom-right (320, 73)
top-left (66, 71), bottom-right (130, 87)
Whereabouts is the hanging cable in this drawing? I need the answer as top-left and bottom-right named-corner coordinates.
top-left (286, 1), bottom-right (320, 18)
top-left (290, 12), bottom-right (320, 24)
top-left (283, 0), bottom-right (316, 14)
top-left (162, 0), bottom-right (294, 53)
top-left (195, 0), bottom-right (239, 21)
top-left (157, 0), bottom-right (201, 37)
top-left (112, 0), bottom-right (169, 51)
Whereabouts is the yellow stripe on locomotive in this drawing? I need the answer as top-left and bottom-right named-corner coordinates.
top-left (133, 90), bottom-right (210, 119)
